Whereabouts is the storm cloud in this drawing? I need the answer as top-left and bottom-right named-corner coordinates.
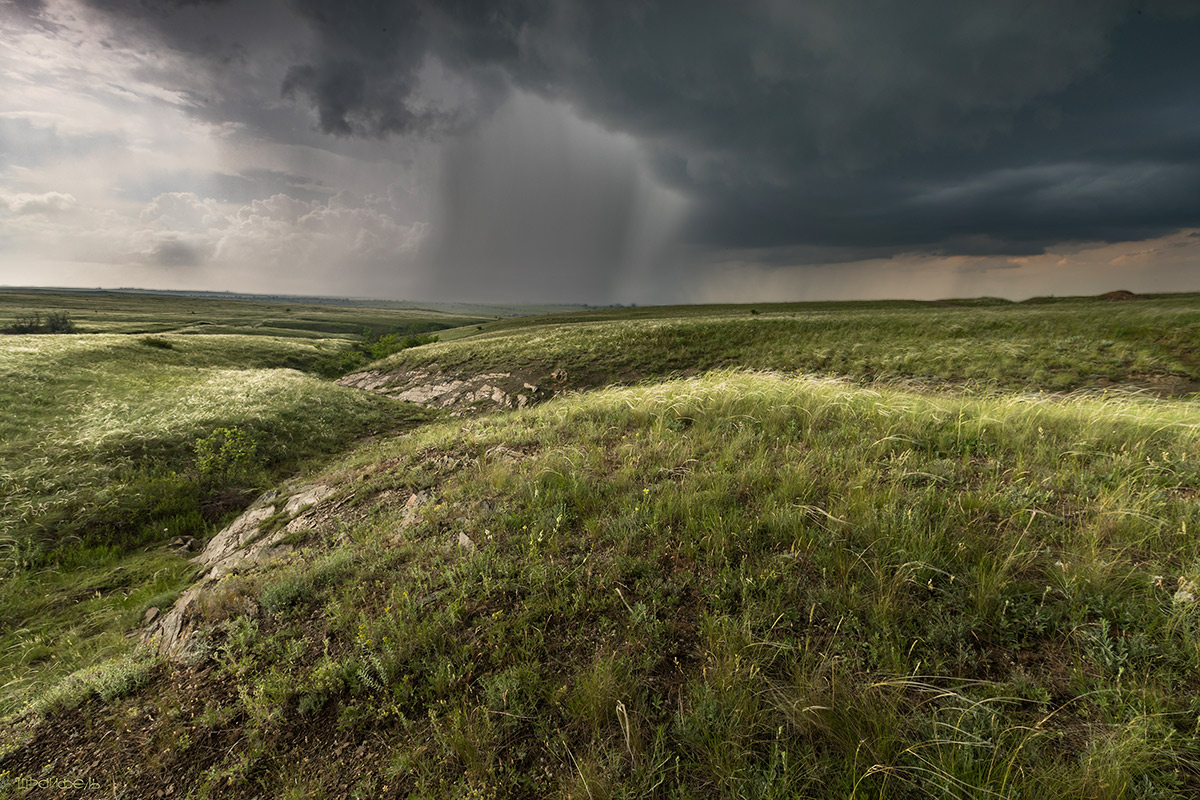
top-left (4, 0), bottom-right (1200, 300)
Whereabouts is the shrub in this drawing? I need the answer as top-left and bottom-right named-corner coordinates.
top-left (194, 426), bottom-right (258, 485)
top-left (311, 329), bottom-right (439, 378)
top-left (4, 311), bottom-right (76, 334)
top-left (365, 332), bottom-right (437, 361)
top-left (27, 649), bottom-right (161, 715)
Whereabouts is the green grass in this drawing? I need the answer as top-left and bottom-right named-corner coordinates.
top-left (382, 295), bottom-right (1200, 394)
top-left (0, 330), bottom-right (434, 717)
top-left (4, 292), bottom-right (1200, 798)
top-left (0, 289), bottom-right (486, 337)
top-left (9, 371), bottom-right (1199, 797)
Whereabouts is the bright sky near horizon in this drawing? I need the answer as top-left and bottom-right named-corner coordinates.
top-left (1, 0), bottom-right (1199, 304)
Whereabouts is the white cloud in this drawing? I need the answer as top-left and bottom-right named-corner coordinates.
top-left (0, 191), bottom-right (77, 214)
top-left (139, 192), bottom-right (228, 231)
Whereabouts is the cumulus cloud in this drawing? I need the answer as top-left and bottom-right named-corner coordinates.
top-left (139, 192), bottom-right (227, 231)
top-left (213, 190), bottom-right (428, 275)
top-left (0, 191), bottom-right (77, 214)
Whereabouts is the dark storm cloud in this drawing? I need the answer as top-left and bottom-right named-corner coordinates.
top-left (74, 0), bottom-right (1200, 263)
top-left (148, 237), bottom-right (204, 267)
top-left (3, 0), bottom-right (49, 18)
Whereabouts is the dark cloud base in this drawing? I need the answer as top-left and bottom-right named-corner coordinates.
top-left (42, 0), bottom-right (1200, 269)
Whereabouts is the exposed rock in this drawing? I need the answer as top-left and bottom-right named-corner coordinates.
top-left (143, 607), bottom-right (159, 625)
top-left (193, 503), bottom-right (279, 578)
top-left (390, 491), bottom-right (430, 543)
top-left (144, 586), bottom-right (205, 659)
top-left (337, 366), bottom-right (556, 412)
top-left (457, 532), bottom-right (475, 552)
top-left (143, 482), bottom-right (336, 659)
top-left (284, 484), bottom-right (335, 516)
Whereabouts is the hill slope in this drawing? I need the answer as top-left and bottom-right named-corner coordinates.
top-left (343, 298), bottom-right (1200, 414)
top-left (5, 370), bottom-right (1200, 798)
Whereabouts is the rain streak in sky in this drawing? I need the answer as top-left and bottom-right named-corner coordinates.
top-left (1, 0), bottom-right (1199, 303)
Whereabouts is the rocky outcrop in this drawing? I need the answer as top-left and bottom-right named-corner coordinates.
top-left (142, 483), bottom-right (337, 658)
top-left (337, 366), bottom-right (558, 412)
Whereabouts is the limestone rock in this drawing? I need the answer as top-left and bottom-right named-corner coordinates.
top-left (284, 484), bottom-right (335, 516)
top-left (391, 491), bottom-right (430, 542)
top-left (193, 503), bottom-right (278, 577)
top-left (143, 481), bottom-right (336, 659)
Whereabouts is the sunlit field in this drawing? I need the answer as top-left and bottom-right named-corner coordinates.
top-left (0, 309), bottom-right (447, 718)
top-left (381, 295), bottom-right (1200, 395)
top-left (3, 291), bottom-right (1200, 798)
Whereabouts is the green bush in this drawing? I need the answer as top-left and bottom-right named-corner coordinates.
top-left (27, 649), bottom-right (161, 716)
top-left (310, 330), bottom-right (438, 378)
top-left (4, 311), bottom-right (76, 334)
top-left (365, 332), bottom-right (437, 361)
top-left (194, 426), bottom-right (258, 485)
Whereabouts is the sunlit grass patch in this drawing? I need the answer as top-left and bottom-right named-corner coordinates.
top-left (32, 370), bottom-right (1193, 795)
top-left (371, 298), bottom-right (1200, 395)
top-left (0, 333), bottom-right (432, 718)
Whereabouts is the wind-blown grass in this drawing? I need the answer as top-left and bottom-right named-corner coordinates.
top-left (16, 371), bottom-right (1197, 797)
top-left (0, 333), bottom-right (431, 717)
top-left (376, 297), bottom-right (1200, 394)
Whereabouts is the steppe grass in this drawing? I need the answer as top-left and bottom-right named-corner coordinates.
top-left (0, 333), bottom-right (432, 716)
top-left (0, 290), bottom-right (485, 337)
top-left (380, 297), bottom-right (1200, 393)
top-left (49, 371), bottom-right (1200, 797)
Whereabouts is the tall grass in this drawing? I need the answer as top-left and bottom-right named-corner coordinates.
top-left (30, 370), bottom-right (1198, 796)
top-left (372, 298), bottom-right (1200, 394)
top-left (0, 333), bottom-right (431, 717)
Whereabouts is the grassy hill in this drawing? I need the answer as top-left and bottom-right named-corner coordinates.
top-left (382, 295), bottom-right (1200, 395)
top-left (0, 296), bottom-right (460, 723)
top-left (2, 291), bottom-right (1200, 798)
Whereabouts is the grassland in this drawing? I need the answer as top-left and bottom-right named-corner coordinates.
top-left (0, 290), bottom-right (485, 338)
top-left (2, 291), bottom-right (1200, 798)
top-left (400, 294), bottom-right (1200, 395)
top-left (0, 293), bottom-right (469, 721)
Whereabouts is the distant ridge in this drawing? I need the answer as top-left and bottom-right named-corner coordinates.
top-left (0, 286), bottom-right (616, 318)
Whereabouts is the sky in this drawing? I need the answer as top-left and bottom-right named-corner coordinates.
top-left (1, 0), bottom-right (1198, 304)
